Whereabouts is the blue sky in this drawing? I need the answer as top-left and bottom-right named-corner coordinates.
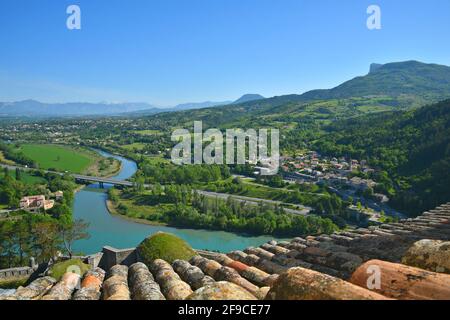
top-left (1, 0), bottom-right (449, 106)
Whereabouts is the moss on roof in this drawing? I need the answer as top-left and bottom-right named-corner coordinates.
top-left (137, 232), bottom-right (196, 265)
top-left (48, 259), bottom-right (90, 281)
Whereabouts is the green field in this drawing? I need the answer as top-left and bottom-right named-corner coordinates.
top-left (2, 170), bottom-right (47, 185)
top-left (132, 129), bottom-right (162, 136)
top-left (122, 143), bottom-right (147, 151)
top-left (144, 155), bottom-right (170, 165)
top-left (20, 144), bottom-right (94, 173)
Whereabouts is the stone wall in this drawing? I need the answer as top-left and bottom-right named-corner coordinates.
top-left (0, 266), bottom-right (35, 279)
top-left (98, 246), bottom-right (138, 270)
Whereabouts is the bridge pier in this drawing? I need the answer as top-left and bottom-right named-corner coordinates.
top-left (99, 182), bottom-right (104, 189)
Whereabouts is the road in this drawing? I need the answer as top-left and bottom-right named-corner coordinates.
top-left (328, 186), bottom-right (407, 219)
top-left (197, 190), bottom-right (311, 216)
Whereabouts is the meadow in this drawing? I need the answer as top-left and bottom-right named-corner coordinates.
top-left (4, 170), bottom-right (47, 185)
top-left (19, 144), bottom-right (94, 173)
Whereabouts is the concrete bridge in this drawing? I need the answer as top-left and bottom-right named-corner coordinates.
top-left (72, 174), bottom-right (135, 188)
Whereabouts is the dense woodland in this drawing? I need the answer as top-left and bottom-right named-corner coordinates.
top-left (314, 99), bottom-right (450, 215)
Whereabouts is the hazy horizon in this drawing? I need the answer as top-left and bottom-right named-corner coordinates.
top-left (1, 0), bottom-right (450, 105)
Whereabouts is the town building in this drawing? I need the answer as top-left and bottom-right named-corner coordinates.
top-left (19, 195), bottom-right (55, 213)
top-left (54, 191), bottom-right (64, 201)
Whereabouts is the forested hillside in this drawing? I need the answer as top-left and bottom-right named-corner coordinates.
top-left (314, 99), bottom-right (450, 215)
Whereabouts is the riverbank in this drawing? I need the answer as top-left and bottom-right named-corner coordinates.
top-left (73, 148), bottom-right (282, 255)
top-left (106, 199), bottom-right (167, 227)
top-left (84, 149), bottom-right (122, 178)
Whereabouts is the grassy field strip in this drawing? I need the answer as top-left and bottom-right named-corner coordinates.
top-left (20, 144), bottom-right (93, 173)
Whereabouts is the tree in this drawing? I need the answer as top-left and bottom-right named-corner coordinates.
top-left (58, 218), bottom-right (90, 259)
top-left (356, 201), bottom-right (363, 212)
top-left (32, 221), bottom-right (62, 263)
top-left (15, 168), bottom-right (22, 181)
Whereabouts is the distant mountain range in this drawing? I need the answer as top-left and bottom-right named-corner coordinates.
top-left (233, 94), bottom-right (265, 104)
top-left (142, 60), bottom-right (450, 129)
top-left (2, 60), bottom-right (450, 118)
top-left (0, 94), bottom-right (265, 118)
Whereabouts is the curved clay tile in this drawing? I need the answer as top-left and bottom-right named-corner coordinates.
top-left (261, 243), bottom-right (290, 255)
top-left (267, 267), bottom-right (390, 300)
top-left (208, 253), bottom-right (276, 287)
top-left (245, 247), bottom-right (275, 261)
top-left (172, 259), bottom-right (215, 290)
top-left (350, 260), bottom-right (450, 300)
top-left (102, 265), bottom-right (130, 300)
top-left (402, 240), bottom-right (450, 274)
top-left (189, 256), bottom-right (222, 278)
top-left (187, 281), bottom-right (258, 300)
top-left (41, 272), bottom-right (81, 300)
top-left (150, 259), bottom-right (193, 300)
top-left (13, 276), bottom-right (57, 300)
top-left (213, 266), bottom-right (263, 298)
top-left (128, 262), bottom-right (165, 300)
top-left (73, 267), bottom-right (105, 300)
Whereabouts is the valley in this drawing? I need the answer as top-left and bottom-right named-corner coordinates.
top-left (1, 60), bottom-right (449, 268)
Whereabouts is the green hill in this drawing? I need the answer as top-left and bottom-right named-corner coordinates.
top-left (144, 61), bottom-right (450, 130)
top-left (300, 61), bottom-right (450, 106)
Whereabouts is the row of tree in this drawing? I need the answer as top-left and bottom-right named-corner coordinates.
top-left (113, 186), bottom-right (339, 238)
top-left (0, 214), bottom-right (89, 269)
top-left (139, 163), bottom-right (231, 185)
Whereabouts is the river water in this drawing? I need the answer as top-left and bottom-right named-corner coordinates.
top-left (72, 150), bottom-right (277, 255)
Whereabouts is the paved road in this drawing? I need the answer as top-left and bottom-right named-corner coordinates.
top-left (328, 186), bottom-right (407, 219)
top-left (197, 190), bottom-right (311, 216)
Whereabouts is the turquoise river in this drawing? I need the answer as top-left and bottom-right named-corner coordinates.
top-left (73, 150), bottom-right (277, 255)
